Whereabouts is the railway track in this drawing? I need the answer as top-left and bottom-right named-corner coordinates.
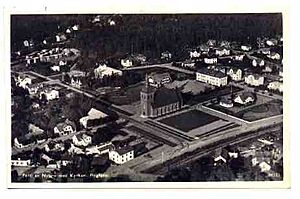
top-left (142, 123), bottom-right (282, 175)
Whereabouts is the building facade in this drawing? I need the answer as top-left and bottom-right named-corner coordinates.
top-left (196, 68), bottom-right (228, 87)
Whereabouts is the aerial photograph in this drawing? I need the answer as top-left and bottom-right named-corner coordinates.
top-left (10, 13), bottom-right (284, 183)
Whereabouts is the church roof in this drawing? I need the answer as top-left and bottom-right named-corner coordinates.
top-left (152, 87), bottom-right (182, 108)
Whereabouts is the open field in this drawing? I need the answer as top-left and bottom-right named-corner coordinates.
top-left (159, 110), bottom-right (220, 132)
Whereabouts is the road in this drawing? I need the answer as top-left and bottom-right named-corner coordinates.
top-left (122, 63), bottom-right (195, 75)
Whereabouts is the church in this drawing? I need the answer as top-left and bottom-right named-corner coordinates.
top-left (140, 74), bottom-right (183, 118)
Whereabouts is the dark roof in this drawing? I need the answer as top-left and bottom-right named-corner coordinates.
top-left (152, 87), bottom-right (182, 108)
top-left (17, 136), bottom-right (35, 145)
top-left (148, 72), bottom-right (171, 83)
top-left (197, 68), bottom-right (227, 78)
top-left (115, 146), bottom-right (134, 155)
top-left (235, 92), bottom-right (255, 102)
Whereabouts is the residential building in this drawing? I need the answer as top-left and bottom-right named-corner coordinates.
top-left (121, 57), bottom-right (133, 68)
top-left (266, 39), bottom-right (278, 46)
top-left (109, 146), bottom-right (134, 164)
top-left (233, 54), bottom-right (244, 61)
top-left (140, 75), bottom-right (183, 118)
top-left (204, 57), bottom-right (218, 64)
top-left (53, 119), bottom-right (76, 137)
top-left (16, 75), bottom-right (32, 89)
top-left (181, 60), bottom-right (196, 68)
top-left (86, 142), bottom-right (114, 155)
top-left (215, 47), bottom-right (230, 56)
top-left (80, 108), bottom-right (109, 128)
top-left (94, 63), bottom-right (123, 78)
top-left (252, 58), bottom-right (265, 67)
top-left (27, 83), bottom-right (43, 96)
top-left (39, 88), bottom-right (59, 101)
top-left (234, 92), bottom-right (255, 105)
top-left (11, 158), bottom-right (31, 167)
top-left (267, 52), bottom-right (281, 60)
top-left (227, 68), bottom-right (243, 81)
top-left (219, 96), bottom-right (233, 108)
top-left (70, 76), bottom-right (82, 88)
top-left (72, 134), bottom-right (92, 147)
top-left (147, 72), bottom-right (172, 88)
top-left (161, 51), bottom-right (172, 60)
top-left (245, 74), bottom-right (264, 86)
top-left (267, 81), bottom-right (283, 93)
top-left (241, 45), bottom-right (252, 51)
top-left (196, 68), bottom-right (228, 87)
top-left (189, 50), bottom-right (201, 58)
top-left (14, 137), bottom-right (35, 149)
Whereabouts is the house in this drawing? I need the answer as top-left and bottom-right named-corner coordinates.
top-left (204, 57), bottom-right (218, 64)
top-left (70, 76), bottom-right (82, 88)
top-left (259, 48), bottom-right (271, 55)
top-left (35, 133), bottom-right (48, 144)
top-left (86, 142), bottom-right (114, 155)
top-left (233, 54), bottom-right (245, 61)
top-left (161, 51), bottom-right (172, 60)
top-left (196, 68), bottom-right (228, 87)
top-left (266, 38), bottom-right (278, 46)
top-left (267, 52), bottom-right (281, 60)
top-left (109, 20), bottom-right (116, 26)
top-left (133, 54), bottom-right (147, 64)
top-left (27, 83), bottom-right (43, 96)
top-left (72, 24), bottom-right (79, 31)
top-left (259, 161), bottom-right (272, 173)
top-left (68, 143), bottom-right (84, 154)
top-left (234, 92), bottom-right (255, 105)
top-left (59, 153), bottom-right (72, 167)
top-left (121, 56), bottom-right (134, 68)
top-left (46, 160), bottom-right (61, 169)
top-left (213, 148), bottom-right (229, 166)
top-left (181, 60), bottom-right (196, 68)
top-left (207, 39), bottom-right (217, 47)
top-left (39, 88), bottom-right (59, 101)
top-left (241, 45), bottom-right (252, 51)
top-left (215, 47), bottom-right (230, 56)
top-left (244, 74), bottom-right (264, 86)
top-left (94, 63), bottom-right (123, 79)
top-left (252, 58), bottom-right (265, 67)
top-left (14, 136), bottom-right (35, 149)
top-left (44, 141), bottom-right (65, 152)
top-left (227, 68), bottom-right (243, 81)
top-left (189, 50), bottom-right (201, 58)
top-left (219, 96), bottom-right (233, 108)
top-left (109, 146), bottom-right (134, 164)
top-left (72, 134), bottom-right (92, 147)
top-left (79, 108), bottom-right (109, 128)
top-left (53, 119), bottom-right (76, 137)
top-left (147, 72), bottom-right (172, 88)
top-left (198, 44), bottom-right (210, 54)
top-left (11, 158), bottom-right (31, 167)
top-left (140, 76), bottom-right (183, 118)
top-left (55, 33), bottom-right (67, 42)
top-left (50, 65), bottom-right (60, 72)
top-left (16, 75), bottom-right (32, 89)
top-left (267, 81), bottom-right (283, 93)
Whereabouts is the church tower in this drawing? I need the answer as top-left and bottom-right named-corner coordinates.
top-left (140, 74), bottom-right (155, 118)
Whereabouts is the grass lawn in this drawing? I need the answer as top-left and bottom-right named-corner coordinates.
top-left (159, 110), bottom-right (220, 132)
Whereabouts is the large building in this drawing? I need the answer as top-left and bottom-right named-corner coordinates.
top-left (140, 75), bottom-right (183, 118)
top-left (196, 68), bottom-right (228, 87)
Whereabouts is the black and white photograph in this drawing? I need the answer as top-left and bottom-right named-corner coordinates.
top-left (6, 6), bottom-right (289, 188)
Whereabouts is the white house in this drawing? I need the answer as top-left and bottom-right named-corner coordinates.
top-left (267, 81), bottom-right (283, 93)
top-left (68, 143), bottom-right (84, 154)
top-left (11, 158), bottom-right (31, 167)
top-left (53, 120), bottom-right (76, 137)
top-left (27, 83), bottom-right (43, 96)
top-left (189, 50), bottom-right (201, 58)
top-left (121, 57), bottom-right (134, 68)
top-left (266, 39), bottom-right (278, 46)
top-left (72, 134), bottom-right (92, 147)
top-left (70, 77), bottom-right (82, 88)
top-left (215, 48), bottom-right (230, 56)
top-left (94, 63), bottom-right (123, 78)
top-left (245, 74), bottom-right (264, 86)
top-left (204, 57), bottom-right (218, 64)
top-left (80, 108), bottom-right (108, 128)
top-left (51, 65), bottom-right (60, 72)
top-left (14, 137), bottom-right (34, 149)
top-left (181, 60), bottom-right (196, 68)
top-left (108, 146), bottom-right (134, 164)
top-left (259, 161), bottom-right (272, 173)
top-left (252, 59), bottom-right (265, 67)
top-left (267, 52), bottom-right (281, 60)
top-left (147, 72), bottom-right (172, 88)
top-left (196, 68), bottom-right (228, 87)
top-left (72, 24), bottom-right (79, 31)
top-left (241, 45), bottom-right (252, 51)
top-left (219, 97), bottom-right (233, 108)
top-left (227, 68), bottom-right (243, 81)
top-left (161, 51), bottom-right (172, 60)
top-left (233, 54), bottom-right (245, 61)
top-left (16, 76), bottom-right (32, 89)
top-left (39, 89), bottom-right (59, 101)
top-left (86, 142), bottom-right (114, 155)
top-left (234, 92), bottom-right (255, 105)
